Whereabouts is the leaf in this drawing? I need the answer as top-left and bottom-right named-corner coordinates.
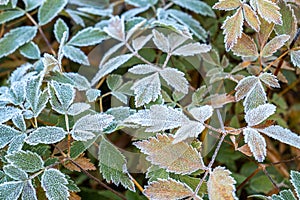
top-left (25, 126), bottom-right (66, 145)
top-left (54, 18), bottom-right (69, 43)
top-left (189, 105), bottom-right (214, 122)
top-left (125, 0), bottom-right (157, 7)
top-left (129, 64), bottom-right (159, 75)
top-left (144, 178), bottom-right (198, 200)
top-left (232, 33), bottom-right (258, 57)
top-left (212, 0), bottom-right (242, 11)
top-left (26, 75), bottom-right (42, 113)
top-left (291, 171), bottom-right (300, 199)
top-left (159, 68), bottom-right (189, 94)
top-left (107, 74), bottom-right (123, 90)
top-left (245, 103), bottom-right (276, 126)
top-left (0, 181), bottom-right (24, 200)
top-left (251, 0), bottom-right (282, 25)
top-left (243, 128), bottom-right (266, 162)
top-left (134, 134), bottom-right (205, 174)
top-left (71, 114), bottom-right (114, 141)
top-left (125, 105), bottom-right (188, 132)
top-left (152, 30), bottom-right (169, 53)
top-left (3, 165), bottom-right (28, 181)
top-left (7, 134), bottom-right (26, 154)
top-left (243, 4), bottom-right (260, 32)
top-left (0, 124), bottom-right (20, 148)
top-left (86, 89), bottom-right (101, 102)
top-left (221, 8), bottom-right (244, 51)
top-left (6, 150), bottom-right (44, 173)
top-left (261, 34), bottom-right (289, 57)
top-left (68, 27), bottom-right (108, 47)
top-left (0, 106), bottom-right (21, 123)
top-left (62, 45), bottom-right (89, 65)
top-left (259, 73), bottom-right (280, 88)
top-left (131, 73), bottom-right (161, 107)
top-left (65, 9), bottom-right (85, 27)
top-left (0, 26), bottom-right (37, 59)
top-left (64, 155), bottom-right (96, 172)
top-left (19, 42), bottom-right (40, 59)
top-left (0, 0), bottom-right (9, 5)
top-left (132, 34), bottom-right (153, 51)
top-left (38, 0), bottom-right (68, 25)
top-left (22, 180), bottom-right (37, 200)
top-left (146, 165), bottom-right (169, 183)
top-left (0, 10), bottom-right (24, 24)
top-left (70, 137), bottom-right (97, 159)
top-left (98, 136), bottom-right (135, 191)
top-left (65, 73), bottom-right (91, 91)
top-left (173, 0), bottom-right (215, 17)
top-left (49, 81), bottom-right (75, 112)
top-left (23, 0), bottom-right (42, 11)
top-left (41, 168), bottom-right (70, 200)
top-left (258, 125), bottom-right (300, 150)
top-left (172, 43), bottom-right (211, 56)
top-left (67, 103), bottom-right (91, 116)
top-left (290, 50), bottom-right (300, 68)
top-left (173, 120), bottom-right (204, 144)
top-left (12, 113), bottom-right (26, 132)
top-left (91, 54), bottom-right (133, 86)
top-left (103, 16), bottom-right (125, 41)
top-left (207, 166), bottom-right (238, 200)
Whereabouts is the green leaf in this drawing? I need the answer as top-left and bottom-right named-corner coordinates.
top-left (290, 170), bottom-right (300, 199)
top-left (22, 180), bottom-right (38, 200)
top-left (19, 42), bottom-right (41, 59)
top-left (86, 89), bottom-right (101, 102)
top-left (41, 168), bottom-right (70, 200)
top-left (70, 137), bottom-right (98, 159)
top-left (244, 128), bottom-right (266, 162)
top-left (172, 0), bottom-right (215, 17)
top-left (62, 45), bottom-right (90, 65)
top-left (290, 50), bottom-right (300, 68)
top-left (68, 27), bottom-right (108, 47)
top-left (23, 0), bottom-right (42, 11)
top-left (0, 26), bottom-right (37, 59)
top-left (25, 126), bottom-right (67, 145)
top-left (3, 165), bottom-right (28, 181)
top-left (0, 181), bottom-right (24, 200)
top-left (67, 102), bottom-right (91, 116)
top-left (0, 124), bottom-right (20, 149)
top-left (0, 10), bottom-right (24, 24)
top-left (107, 74), bottom-right (123, 91)
top-left (50, 81), bottom-right (75, 112)
top-left (38, 0), bottom-right (68, 26)
top-left (261, 34), bottom-right (290, 57)
top-left (125, 0), bottom-right (157, 7)
top-left (54, 18), bottom-right (69, 43)
top-left (5, 150), bottom-right (44, 173)
top-left (0, 106), bottom-right (21, 123)
top-left (26, 75), bottom-right (43, 113)
top-left (146, 165), bottom-right (169, 183)
top-left (12, 113), bottom-right (26, 132)
top-left (7, 134), bottom-right (26, 154)
top-left (98, 136), bottom-right (135, 191)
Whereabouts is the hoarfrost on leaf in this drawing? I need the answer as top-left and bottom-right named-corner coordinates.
top-left (189, 105), bottom-right (214, 122)
top-left (159, 68), bottom-right (189, 94)
top-left (0, 181), bottom-right (24, 200)
top-left (129, 64), bottom-right (159, 75)
top-left (245, 103), bottom-right (276, 126)
top-left (259, 73), bottom-right (280, 88)
top-left (103, 16), bottom-right (125, 41)
top-left (3, 165), bottom-right (28, 181)
top-left (25, 126), bottom-right (67, 145)
top-left (0, 124), bottom-right (20, 149)
top-left (21, 180), bottom-right (37, 200)
top-left (67, 103), bottom-right (91, 116)
top-left (243, 128), bottom-right (266, 162)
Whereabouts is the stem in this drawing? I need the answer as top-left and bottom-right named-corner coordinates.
top-left (34, 117), bottom-right (38, 128)
top-left (125, 43), bottom-right (159, 67)
top-left (99, 92), bottom-right (112, 112)
top-left (127, 173), bottom-right (148, 199)
top-left (65, 114), bottom-right (71, 157)
top-left (96, 75), bottom-right (108, 89)
top-left (236, 167), bottom-right (261, 191)
top-left (162, 53), bottom-right (171, 69)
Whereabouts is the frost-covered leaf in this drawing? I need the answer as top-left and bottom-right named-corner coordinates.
top-left (0, 10), bottom-right (24, 24)
top-left (38, 0), bottom-right (68, 26)
top-left (245, 103), bottom-right (276, 126)
top-left (291, 171), bottom-right (300, 199)
top-left (7, 133), bottom-right (26, 154)
top-left (68, 27), bottom-right (108, 47)
top-left (259, 125), bottom-right (300, 150)
top-left (62, 45), bottom-right (89, 65)
top-left (144, 178), bottom-right (197, 200)
top-left (207, 166), bottom-right (238, 200)
top-left (189, 105), bottom-right (214, 122)
top-left (290, 50), bottom-right (300, 68)
top-left (98, 136), bottom-right (135, 191)
top-left (43, 53), bottom-right (58, 73)
top-left (72, 114), bottom-right (114, 141)
top-left (3, 165), bottom-right (28, 181)
top-left (64, 73), bottom-right (91, 91)
top-left (152, 30), bottom-right (169, 53)
top-left (0, 181), bottom-right (24, 200)
top-left (12, 113), bottom-right (26, 132)
top-left (173, 120), bottom-right (204, 144)
top-left (22, 180), bottom-right (37, 200)
top-left (0, 124), bottom-right (20, 148)
top-left (232, 33), bottom-right (258, 57)
top-left (6, 150), bottom-right (44, 173)
top-left (243, 128), bottom-right (266, 162)
top-left (251, 0), bottom-right (282, 25)
top-left (34, 89), bottom-right (49, 117)
top-left (271, 189), bottom-right (296, 200)
top-left (243, 4), bottom-right (260, 32)
top-left (0, 0), bottom-right (9, 5)
top-left (146, 165), bottom-right (169, 183)
top-left (19, 42), bottom-right (40, 59)
top-left (107, 74), bottom-right (123, 90)
top-left (25, 126), bottom-right (66, 145)
top-left (125, 0), bottom-right (157, 7)
top-left (235, 77), bottom-right (258, 101)
top-left (54, 18), bottom-right (69, 43)
top-left (103, 16), bottom-right (125, 41)
top-left (91, 54), bottom-right (133, 86)
top-left (26, 75), bottom-right (42, 112)
top-left (131, 73), bottom-right (161, 107)
top-left (8, 63), bottom-right (33, 83)
top-left (261, 34), bottom-right (289, 57)
top-left (212, 0), bottom-right (242, 11)
top-left (67, 103), bottom-right (90, 116)
top-left (86, 89), bottom-right (101, 102)
top-left (41, 168), bottom-right (70, 200)
top-left (173, 0), bottom-right (215, 17)
top-left (0, 106), bottom-right (21, 123)
top-left (172, 43), bottom-right (211, 56)
top-left (221, 8), bottom-right (243, 51)
top-left (259, 73), bottom-right (280, 88)
top-left (132, 34), bottom-right (153, 51)
top-left (65, 9), bottom-right (85, 27)
top-left (23, 0), bottom-right (42, 11)
top-left (129, 64), bottom-right (159, 75)
top-left (134, 134), bottom-right (205, 174)
top-left (0, 26), bottom-right (37, 59)
top-left (159, 68), bottom-right (188, 94)
top-left (125, 105), bottom-right (188, 132)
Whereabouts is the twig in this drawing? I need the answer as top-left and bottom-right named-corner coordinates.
top-left (236, 167), bottom-right (261, 191)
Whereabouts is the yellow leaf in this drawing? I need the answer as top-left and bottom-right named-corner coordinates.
top-left (243, 4), bottom-right (260, 32)
top-left (213, 0), bottom-right (242, 11)
top-left (252, 0), bottom-right (282, 25)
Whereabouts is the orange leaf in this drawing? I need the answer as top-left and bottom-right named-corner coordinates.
top-left (64, 155), bottom-right (96, 172)
top-left (243, 4), bottom-right (260, 32)
top-left (69, 192), bottom-right (81, 200)
top-left (232, 33), bottom-right (258, 57)
top-left (237, 144), bottom-right (253, 157)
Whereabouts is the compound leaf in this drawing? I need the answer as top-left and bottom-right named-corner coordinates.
top-left (41, 168), bottom-right (70, 200)
top-left (38, 0), bottom-right (68, 26)
top-left (245, 103), bottom-right (276, 126)
top-left (68, 27), bottom-right (108, 47)
top-left (25, 126), bottom-right (66, 145)
top-left (243, 128), bottom-right (266, 162)
top-left (159, 68), bottom-right (188, 94)
top-left (134, 134), bottom-right (205, 174)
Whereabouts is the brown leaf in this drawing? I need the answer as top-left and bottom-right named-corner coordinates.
top-left (144, 178), bottom-right (201, 200)
top-left (243, 4), bottom-right (260, 32)
top-left (237, 144), bottom-right (253, 157)
top-left (207, 167), bottom-right (238, 200)
top-left (258, 17), bottom-right (275, 47)
top-left (261, 34), bottom-right (289, 57)
top-left (134, 134), bottom-right (205, 174)
top-left (69, 192), bottom-right (81, 200)
top-left (64, 155), bottom-right (96, 172)
top-left (225, 127), bottom-right (242, 136)
top-left (213, 0), bottom-right (242, 11)
top-left (243, 128), bottom-right (266, 162)
top-left (232, 33), bottom-right (258, 57)
top-left (222, 7), bottom-right (244, 51)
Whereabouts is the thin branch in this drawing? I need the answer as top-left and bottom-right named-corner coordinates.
top-left (236, 167), bottom-right (261, 191)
